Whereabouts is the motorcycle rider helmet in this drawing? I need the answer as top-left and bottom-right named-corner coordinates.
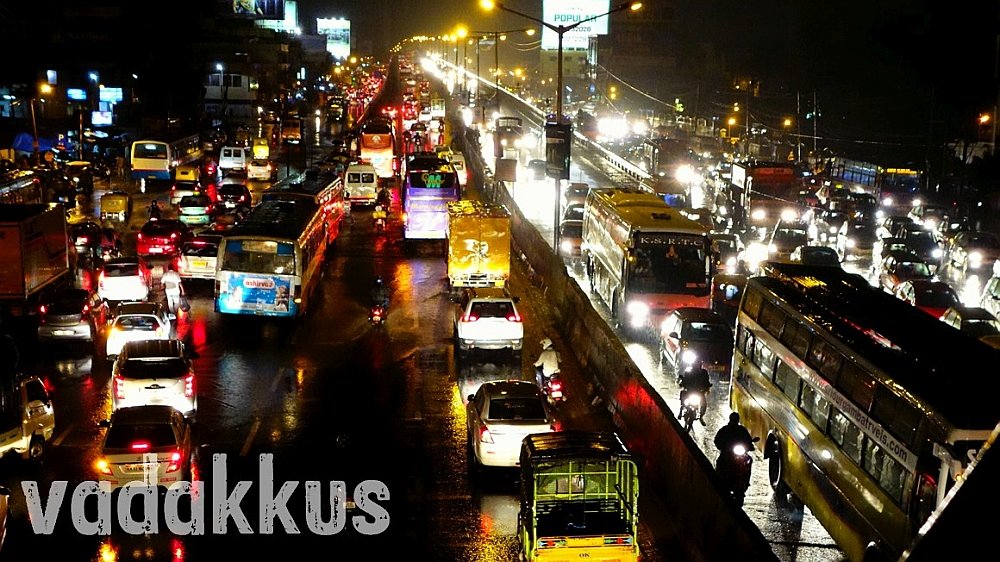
top-left (540, 338), bottom-right (553, 350)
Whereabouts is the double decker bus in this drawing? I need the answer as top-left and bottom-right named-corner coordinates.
top-left (129, 135), bottom-right (201, 192)
top-left (731, 261), bottom-right (1000, 561)
top-left (402, 163), bottom-right (460, 240)
top-left (582, 188), bottom-right (711, 335)
top-left (216, 170), bottom-right (344, 318)
top-left (359, 118), bottom-right (397, 181)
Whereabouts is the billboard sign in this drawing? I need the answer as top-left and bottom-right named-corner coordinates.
top-left (317, 18), bottom-right (351, 61)
top-left (229, 0), bottom-right (285, 20)
top-left (541, 0), bottom-right (611, 50)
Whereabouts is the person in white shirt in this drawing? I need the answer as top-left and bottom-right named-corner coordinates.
top-left (534, 338), bottom-right (561, 389)
top-left (160, 264), bottom-right (185, 314)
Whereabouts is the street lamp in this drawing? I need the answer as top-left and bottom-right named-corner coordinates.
top-left (30, 84), bottom-right (53, 167)
top-left (216, 63), bottom-right (227, 118)
top-left (470, 27), bottom-right (534, 115)
top-left (481, 0), bottom-right (642, 251)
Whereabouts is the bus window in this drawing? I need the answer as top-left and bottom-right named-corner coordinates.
top-left (758, 302), bottom-right (787, 338)
top-left (829, 409), bottom-right (865, 464)
top-left (774, 361), bottom-right (801, 402)
top-left (837, 361), bottom-right (875, 412)
top-left (742, 287), bottom-right (763, 320)
top-left (800, 383), bottom-right (831, 431)
top-left (752, 339), bottom-right (776, 378)
top-left (779, 321), bottom-right (812, 357)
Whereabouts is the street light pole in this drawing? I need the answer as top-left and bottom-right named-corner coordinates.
top-left (29, 98), bottom-right (40, 167)
top-left (480, 0), bottom-right (642, 252)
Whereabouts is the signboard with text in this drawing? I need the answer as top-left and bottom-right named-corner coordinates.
top-left (541, 0), bottom-right (611, 50)
top-left (317, 18), bottom-right (351, 60)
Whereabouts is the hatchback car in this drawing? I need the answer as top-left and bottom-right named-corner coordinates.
top-left (790, 245), bottom-right (841, 267)
top-left (96, 405), bottom-right (192, 490)
top-left (106, 301), bottom-right (173, 358)
top-left (945, 231), bottom-right (1000, 273)
top-left (169, 180), bottom-right (202, 207)
top-left (37, 287), bottom-right (109, 344)
top-left (177, 233), bottom-right (222, 280)
top-left (112, 339), bottom-right (196, 418)
top-left (836, 219), bottom-right (878, 262)
top-left (466, 380), bottom-right (556, 469)
top-left (939, 305), bottom-right (1000, 339)
top-left (68, 220), bottom-right (104, 259)
top-left (177, 195), bottom-right (214, 226)
top-left (137, 219), bottom-right (191, 257)
top-left (215, 182), bottom-right (253, 209)
top-left (246, 159), bottom-right (275, 181)
top-left (453, 287), bottom-right (524, 356)
top-left (659, 307), bottom-right (735, 375)
top-left (768, 219), bottom-right (811, 261)
top-left (98, 256), bottom-right (151, 303)
top-left (558, 219), bottom-right (583, 263)
top-left (878, 251), bottom-right (933, 293)
top-left (895, 279), bottom-right (960, 318)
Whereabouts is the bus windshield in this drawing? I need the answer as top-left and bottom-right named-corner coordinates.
top-left (630, 240), bottom-right (707, 294)
top-left (133, 143), bottom-right (167, 159)
top-left (221, 239), bottom-right (296, 274)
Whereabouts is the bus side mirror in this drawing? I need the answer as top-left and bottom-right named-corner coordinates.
top-left (467, 395), bottom-right (475, 403)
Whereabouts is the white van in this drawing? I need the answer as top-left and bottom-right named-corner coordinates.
top-left (344, 163), bottom-right (378, 206)
top-left (218, 146), bottom-right (248, 176)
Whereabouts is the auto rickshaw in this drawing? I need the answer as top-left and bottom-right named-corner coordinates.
top-left (100, 190), bottom-right (133, 222)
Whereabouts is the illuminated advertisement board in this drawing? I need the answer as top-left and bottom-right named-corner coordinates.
top-left (541, 0), bottom-right (611, 50)
top-left (228, 0), bottom-right (285, 20)
top-left (317, 18), bottom-right (351, 60)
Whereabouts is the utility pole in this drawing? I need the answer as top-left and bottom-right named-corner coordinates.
top-left (812, 90), bottom-right (818, 158)
top-left (796, 91), bottom-right (802, 162)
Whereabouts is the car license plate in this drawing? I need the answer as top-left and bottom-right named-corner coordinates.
top-left (224, 202), bottom-right (236, 208)
top-left (122, 463), bottom-right (151, 473)
top-left (192, 260), bottom-right (208, 268)
top-left (149, 247), bottom-right (163, 253)
top-left (52, 330), bottom-right (74, 336)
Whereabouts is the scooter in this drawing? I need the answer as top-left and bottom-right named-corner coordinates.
top-left (369, 303), bottom-right (385, 326)
top-left (537, 366), bottom-right (566, 406)
top-left (718, 436), bottom-right (760, 506)
top-left (680, 391), bottom-right (704, 433)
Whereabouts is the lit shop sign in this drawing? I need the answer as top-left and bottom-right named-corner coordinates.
top-left (541, 0), bottom-right (611, 50)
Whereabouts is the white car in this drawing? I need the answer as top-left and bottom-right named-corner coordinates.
top-left (112, 339), bottom-right (197, 418)
top-left (106, 302), bottom-right (173, 358)
top-left (98, 257), bottom-right (151, 303)
top-left (177, 234), bottom-right (221, 280)
top-left (466, 380), bottom-right (556, 469)
top-left (96, 405), bottom-right (192, 491)
top-left (246, 159), bottom-right (275, 181)
top-left (454, 287), bottom-right (524, 356)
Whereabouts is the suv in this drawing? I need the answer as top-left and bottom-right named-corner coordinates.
top-left (112, 339), bottom-right (196, 418)
top-left (453, 287), bottom-right (524, 356)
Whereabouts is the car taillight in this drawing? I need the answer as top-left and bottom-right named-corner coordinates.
top-left (82, 303), bottom-right (89, 313)
top-left (39, 304), bottom-right (47, 314)
top-left (95, 458), bottom-right (112, 475)
top-left (184, 373), bottom-right (195, 398)
top-left (170, 232), bottom-right (177, 239)
top-left (507, 313), bottom-right (521, 322)
top-left (239, 195), bottom-right (246, 202)
top-left (461, 314), bottom-right (478, 322)
top-left (114, 376), bottom-right (125, 400)
top-left (138, 233), bottom-right (144, 240)
top-left (79, 236), bottom-right (89, 244)
top-left (479, 425), bottom-right (494, 444)
top-left (166, 450), bottom-right (182, 473)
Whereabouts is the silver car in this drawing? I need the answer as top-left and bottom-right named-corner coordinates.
top-left (466, 380), bottom-right (556, 469)
top-left (111, 339), bottom-right (196, 418)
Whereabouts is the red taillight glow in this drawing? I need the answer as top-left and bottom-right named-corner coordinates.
top-left (184, 374), bottom-right (195, 398)
top-left (479, 425), bottom-right (494, 444)
top-left (113, 376), bottom-right (125, 400)
top-left (506, 313), bottom-right (521, 322)
top-left (39, 305), bottom-right (47, 314)
top-left (461, 314), bottom-right (478, 322)
top-left (166, 450), bottom-right (182, 473)
top-left (549, 379), bottom-right (562, 391)
top-left (78, 236), bottom-right (89, 244)
top-left (130, 441), bottom-right (150, 451)
top-left (170, 232), bottom-right (177, 239)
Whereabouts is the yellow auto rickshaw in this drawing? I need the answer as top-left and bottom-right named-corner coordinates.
top-left (252, 137), bottom-right (270, 160)
top-left (100, 190), bottom-right (133, 222)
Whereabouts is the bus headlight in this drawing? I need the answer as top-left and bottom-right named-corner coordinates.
top-left (751, 209), bottom-right (766, 221)
top-left (626, 301), bottom-right (649, 327)
top-left (681, 349), bottom-right (698, 365)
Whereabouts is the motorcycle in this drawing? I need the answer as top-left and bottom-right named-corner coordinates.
top-left (718, 436), bottom-right (760, 506)
top-left (537, 366), bottom-right (566, 406)
top-left (373, 205), bottom-right (387, 234)
top-left (680, 391), bottom-right (705, 433)
top-left (369, 303), bottom-right (385, 326)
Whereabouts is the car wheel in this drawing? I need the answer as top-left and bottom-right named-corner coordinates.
top-left (24, 435), bottom-right (44, 461)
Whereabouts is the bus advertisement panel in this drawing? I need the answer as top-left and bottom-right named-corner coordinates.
top-left (402, 168), bottom-right (459, 240)
top-left (217, 270), bottom-right (293, 316)
top-left (216, 238), bottom-right (297, 317)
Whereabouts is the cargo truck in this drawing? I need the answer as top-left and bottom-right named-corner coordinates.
top-left (446, 200), bottom-right (511, 289)
top-left (0, 204), bottom-right (71, 320)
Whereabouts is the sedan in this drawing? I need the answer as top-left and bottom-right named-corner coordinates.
top-left (106, 301), bottom-right (173, 358)
top-left (136, 219), bottom-right (191, 257)
top-left (37, 287), bottom-right (109, 344)
top-left (895, 279), bottom-right (960, 318)
top-left (177, 234), bottom-right (222, 280)
top-left (98, 256), bottom-right (152, 304)
top-left (177, 195), bottom-right (215, 226)
top-left (946, 231), bottom-right (1000, 273)
top-left (246, 159), bottom-right (275, 181)
top-left (96, 405), bottom-right (192, 491)
top-left (466, 380), bottom-right (556, 469)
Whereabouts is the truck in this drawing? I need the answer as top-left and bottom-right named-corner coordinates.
top-left (446, 200), bottom-right (511, 289)
top-left (0, 204), bottom-right (71, 320)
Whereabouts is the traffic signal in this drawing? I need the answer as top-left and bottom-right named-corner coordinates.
top-left (545, 122), bottom-right (572, 180)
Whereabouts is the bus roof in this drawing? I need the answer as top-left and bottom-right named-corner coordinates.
top-left (263, 168), bottom-right (340, 201)
top-left (754, 261), bottom-right (1000, 430)
top-left (520, 431), bottom-right (633, 464)
top-left (227, 199), bottom-right (320, 241)
top-left (588, 188), bottom-right (708, 235)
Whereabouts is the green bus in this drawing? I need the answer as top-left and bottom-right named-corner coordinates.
top-left (731, 261), bottom-right (1000, 561)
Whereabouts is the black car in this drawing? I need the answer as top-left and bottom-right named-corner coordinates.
top-left (528, 159), bottom-right (547, 180)
top-left (68, 221), bottom-right (104, 259)
top-left (215, 183), bottom-right (252, 209)
top-left (64, 161), bottom-right (95, 196)
top-left (659, 307), bottom-right (735, 376)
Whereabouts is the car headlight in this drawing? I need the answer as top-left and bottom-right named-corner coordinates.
top-left (846, 238), bottom-right (856, 248)
top-left (881, 197), bottom-right (893, 207)
top-left (932, 248), bottom-right (943, 259)
top-left (875, 209), bottom-right (885, 220)
top-left (626, 301), bottom-right (649, 326)
top-left (560, 240), bottom-right (572, 253)
top-left (829, 226), bottom-right (838, 234)
top-left (969, 251), bottom-right (983, 265)
top-left (781, 208), bottom-right (798, 222)
top-left (681, 349), bottom-right (698, 365)
top-left (912, 198), bottom-right (922, 207)
top-left (751, 209), bottom-right (766, 221)
top-left (768, 243), bottom-right (778, 254)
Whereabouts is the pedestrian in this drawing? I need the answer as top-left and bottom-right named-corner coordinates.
top-left (115, 154), bottom-right (125, 179)
top-left (160, 264), bottom-right (185, 314)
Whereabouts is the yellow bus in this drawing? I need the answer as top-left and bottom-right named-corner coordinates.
top-left (582, 187), bottom-right (711, 337)
top-left (731, 261), bottom-right (1000, 561)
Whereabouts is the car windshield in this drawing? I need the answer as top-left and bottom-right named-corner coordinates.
top-left (104, 263), bottom-right (139, 277)
top-left (105, 423), bottom-right (177, 450)
top-left (487, 397), bottom-right (547, 421)
top-left (907, 231), bottom-right (937, 246)
top-left (114, 315), bottom-right (160, 330)
top-left (773, 228), bottom-right (809, 248)
top-left (898, 261), bottom-right (932, 277)
top-left (560, 222), bottom-right (582, 238)
top-left (681, 321), bottom-right (733, 342)
top-left (119, 358), bottom-right (188, 379)
top-left (963, 319), bottom-right (1000, 338)
top-left (183, 241), bottom-right (219, 257)
top-left (469, 301), bottom-right (515, 319)
top-left (180, 196), bottom-right (211, 207)
top-left (803, 249), bottom-right (839, 265)
top-left (563, 206), bottom-right (584, 221)
top-left (916, 288), bottom-right (958, 308)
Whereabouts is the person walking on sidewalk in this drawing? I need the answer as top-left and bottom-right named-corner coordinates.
top-left (160, 264), bottom-right (185, 314)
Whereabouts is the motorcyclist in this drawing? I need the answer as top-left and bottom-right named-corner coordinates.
top-left (99, 221), bottom-right (121, 258)
top-left (534, 338), bottom-right (561, 389)
top-left (376, 187), bottom-right (391, 210)
top-left (370, 277), bottom-right (390, 309)
top-left (714, 412), bottom-right (755, 477)
top-left (148, 200), bottom-right (161, 221)
top-left (678, 359), bottom-right (712, 423)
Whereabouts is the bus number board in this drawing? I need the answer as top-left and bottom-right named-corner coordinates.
top-left (636, 234), bottom-right (703, 247)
